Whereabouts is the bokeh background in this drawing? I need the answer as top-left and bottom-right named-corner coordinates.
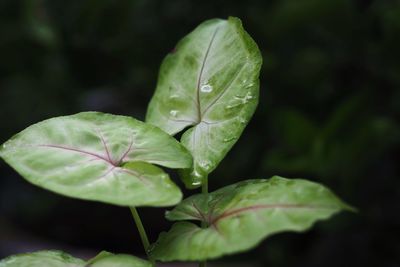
top-left (1, 0), bottom-right (399, 266)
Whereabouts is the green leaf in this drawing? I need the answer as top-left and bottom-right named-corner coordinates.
top-left (0, 112), bottom-right (192, 207)
top-left (0, 250), bottom-right (152, 267)
top-left (146, 17), bottom-right (262, 188)
top-left (0, 250), bottom-right (85, 267)
top-left (87, 251), bottom-right (152, 267)
top-left (150, 176), bottom-right (354, 261)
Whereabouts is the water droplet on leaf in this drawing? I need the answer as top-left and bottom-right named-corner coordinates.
top-left (244, 92), bottom-right (254, 100)
top-left (189, 170), bottom-right (205, 187)
top-left (239, 117), bottom-right (247, 124)
top-left (199, 160), bottom-right (212, 172)
top-left (225, 104), bottom-right (237, 109)
top-left (191, 181), bottom-right (202, 186)
top-left (200, 84), bottom-right (213, 93)
top-left (246, 83), bottom-right (255, 88)
top-left (169, 110), bottom-right (178, 117)
top-left (223, 137), bottom-right (236, 142)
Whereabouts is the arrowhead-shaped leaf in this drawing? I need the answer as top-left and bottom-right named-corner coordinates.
top-left (146, 17), bottom-right (262, 188)
top-left (150, 176), bottom-right (354, 261)
top-left (0, 112), bottom-right (192, 207)
top-left (0, 250), bottom-right (152, 267)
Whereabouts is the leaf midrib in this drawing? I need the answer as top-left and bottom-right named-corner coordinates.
top-left (178, 203), bottom-right (336, 226)
top-left (37, 144), bottom-right (152, 185)
top-left (194, 26), bottom-right (220, 124)
top-left (209, 203), bottom-right (333, 225)
top-left (38, 144), bottom-right (111, 164)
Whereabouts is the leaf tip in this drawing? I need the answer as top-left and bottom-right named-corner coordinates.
top-left (342, 202), bottom-right (358, 213)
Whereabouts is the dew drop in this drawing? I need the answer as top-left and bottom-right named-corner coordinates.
top-left (191, 181), bottom-right (202, 186)
top-left (225, 103), bottom-right (240, 109)
top-left (191, 170), bottom-right (203, 180)
top-left (169, 110), bottom-right (178, 117)
top-left (239, 117), bottom-right (247, 124)
top-left (223, 137), bottom-right (236, 142)
top-left (200, 84), bottom-right (213, 93)
top-left (244, 92), bottom-right (254, 100)
top-left (245, 83), bottom-right (255, 88)
top-left (230, 92), bottom-right (254, 106)
top-left (199, 160), bottom-right (212, 172)
top-left (190, 170), bottom-right (204, 187)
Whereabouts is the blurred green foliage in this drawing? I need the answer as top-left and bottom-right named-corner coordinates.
top-left (0, 0), bottom-right (399, 266)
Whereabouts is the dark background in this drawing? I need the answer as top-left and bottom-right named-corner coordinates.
top-left (1, 0), bottom-right (399, 266)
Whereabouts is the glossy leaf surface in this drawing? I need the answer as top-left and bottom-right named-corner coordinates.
top-left (87, 251), bottom-right (152, 267)
top-left (146, 17), bottom-right (262, 187)
top-left (0, 250), bottom-right (85, 267)
top-left (0, 250), bottom-right (151, 267)
top-left (0, 112), bottom-right (192, 207)
top-left (150, 176), bottom-right (353, 261)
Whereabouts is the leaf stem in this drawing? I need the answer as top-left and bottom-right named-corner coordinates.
top-left (202, 175), bottom-right (209, 194)
top-left (130, 207), bottom-right (156, 266)
top-left (199, 176), bottom-right (208, 267)
top-left (201, 175), bottom-right (208, 228)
